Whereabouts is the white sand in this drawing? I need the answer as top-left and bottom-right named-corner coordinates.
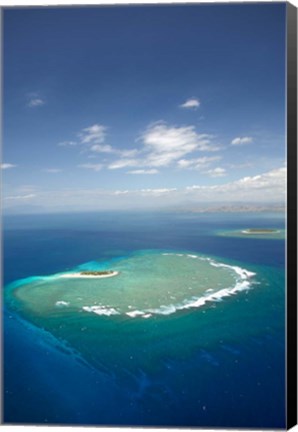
top-left (57, 271), bottom-right (119, 279)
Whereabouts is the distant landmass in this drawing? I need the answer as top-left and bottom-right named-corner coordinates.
top-left (173, 203), bottom-right (285, 214)
top-left (3, 202), bottom-right (285, 215)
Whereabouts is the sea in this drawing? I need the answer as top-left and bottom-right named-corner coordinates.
top-left (2, 211), bottom-right (286, 428)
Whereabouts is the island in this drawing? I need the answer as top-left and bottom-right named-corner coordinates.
top-left (241, 228), bottom-right (280, 235)
top-left (80, 270), bottom-right (116, 276)
top-left (217, 227), bottom-right (285, 240)
top-left (58, 270), bottom-right (119, 279)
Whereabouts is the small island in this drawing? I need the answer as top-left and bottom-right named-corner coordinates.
top-left (241, 228), bottom-right (280, 235)
top-left (217, 227), bottom-right (285, 240)
top-left (58, 270), bottom-right (119, 279)
top-left (80, 270), bottom-right (115, 276)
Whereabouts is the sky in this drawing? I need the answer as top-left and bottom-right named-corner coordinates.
top-left (2, 3), bottom-right (287, 213)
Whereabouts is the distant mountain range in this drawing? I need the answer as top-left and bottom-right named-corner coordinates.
top-left (3, 201), bottom-right (285, 215)
top-left (170, 202), bottom-right (286, 214)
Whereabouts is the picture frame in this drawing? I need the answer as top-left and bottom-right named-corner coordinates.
top-left (1, 1), bottom-right (297, 430)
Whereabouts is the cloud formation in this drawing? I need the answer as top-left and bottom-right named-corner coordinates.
top-left (109, 159), bottom-right (139, 170)
top-left (28, 98), bottom-right (45, 107)
top-left (1, 163), bottom-right (17, 170)
top-left (142, 124), bottom-right (220, 167)
top-left (127, 169), bottom-right (158, 175)
top-left (4, 194), bottom-right (36, 200)
top-left (187, 166), bottom-right (286, 200)
top-left (206, 167), bottom-right (226, 177)
top-left (79, 124), bottom-right (107, 144)
top-left (60, 124), bottom-right (117, 156)
top-left (58, 141), bottom-right (77, 147)
top-left (90, 144), bottom-right (114, 153)
top-left (78, 163), bottom-right (103, 172)
top-left (60, 120), bottom-right (222, 174)
top-left (231, 136), bottom-right (253, 145)
top-left (108, 123), bottom-right (220, 171)
top-left (27, 92), bottom-right (45, 108)
top-left (141, 123), bottom-right (197, 165)
top-left (180, 98), bottom-right (200, 109)
top-left (138, 188), bottom-right (177, 196)
top-left (44, 168), bottom-right (62, 173)
top-left (4, 166), bottom-right (285, 212)
top-left (177, 156), bottom-right (221, 170)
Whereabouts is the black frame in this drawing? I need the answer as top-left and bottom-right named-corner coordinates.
top-left (287, 2), bottom-right (297, 430)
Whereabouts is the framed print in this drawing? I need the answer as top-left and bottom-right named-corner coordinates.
top-left (1, 1), bottom-right (297, 430)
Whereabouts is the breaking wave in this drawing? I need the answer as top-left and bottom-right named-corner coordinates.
top-left (79, 253), bottom-right (256, 318)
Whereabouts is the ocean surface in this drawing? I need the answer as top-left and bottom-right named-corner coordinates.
top-left (3, 211), bottom-right (286, 428)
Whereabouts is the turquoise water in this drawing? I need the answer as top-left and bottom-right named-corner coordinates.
top-left (3, 212), bottom-right (286, 427)
top-left (5, 250), bottom-right (260, 376)
top-left (7, 250), bottom-right (256, 317)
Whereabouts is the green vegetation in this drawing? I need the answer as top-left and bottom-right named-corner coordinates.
top-left (244, 228), bottom-right (278, 234)
top-left (217, 228), bottom-right (285, 240)
top-left (79, 270), bottom-right (115, 276)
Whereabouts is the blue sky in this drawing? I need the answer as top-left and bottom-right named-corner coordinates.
top-left (3, 3), bottom-right (286, 212)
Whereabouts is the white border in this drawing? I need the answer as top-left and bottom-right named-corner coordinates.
top-left (1, 1), bottom-right (297, 432)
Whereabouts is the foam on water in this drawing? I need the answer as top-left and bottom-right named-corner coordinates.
top-left (55, 301), bottom-right (70, 307)
top-left (126, 310), bottom-right (146, 318)
top-left (82, 306), bottom-right (120, 316)
top-left (209, 260), bottom-right (256, 279)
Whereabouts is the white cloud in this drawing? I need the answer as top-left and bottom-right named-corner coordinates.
top-left (142, 123), bottom-right (197, 155)
top-left (79, 124), bottom-right (107, 145)
top-left (27, 97), bottom-right (45, 108)
top-left (140, 123), bottom-right (220, 166)
top-left (4, 166), bottom-right (284, 212)
top-left (227, 162), bottom-right (253, 169)
top-left (231, 136), bottom-right (253, 146)
top-left (177, 156), bottom-right (221, 170)
top-left (15, 185), bottom-right (38, 194)
top-left (1, 163), bottom-right (17, 170)
top-left (113, 190), bottom-right (130, 195)
top-left (206, 167), bottom-right (226, 177)
top-left (60, 121), bottom-right (221, 174)
top-left (90, 144), bottom-right (114, 153)
top-left (127, 169), bottom-right (158, 175)
top-left (180, 98), bottom-right (200, 109)
top-left (109, 159), bottom-right (139, 170)
top-left (4, 194), bottom-right (36, 200)
top-left (61, 123), bottom-right (125, 159)
top-left (112, 187), bottom-right (176, 196)
top-left (176, 159), bottom-right (193, 168)
top-left (107, 123), bottom-right (220, 171)
top-left (139, 188), bottom-right (177, 196)
top-left (43, 168), bottom-right (62, 173)
top-left (78, 163), bottom-right (103, 172)
top-left (58, 141), bottom-right (77, 147)
top-left (118, 149), bottom-right (139, 158)
top-left (236, 166), bottom-right (286, 189)
top-left (187, 167), bottom-right (286, 200)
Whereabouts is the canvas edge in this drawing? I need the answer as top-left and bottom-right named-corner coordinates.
top-left (287, 1), bottom-right (298, 430)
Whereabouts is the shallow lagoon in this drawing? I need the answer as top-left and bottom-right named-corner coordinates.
top-left (8, 250), bottom-right (256, 318)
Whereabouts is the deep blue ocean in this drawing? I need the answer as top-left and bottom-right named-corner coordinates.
top-left (3, 211), bottom-right (286, 428)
